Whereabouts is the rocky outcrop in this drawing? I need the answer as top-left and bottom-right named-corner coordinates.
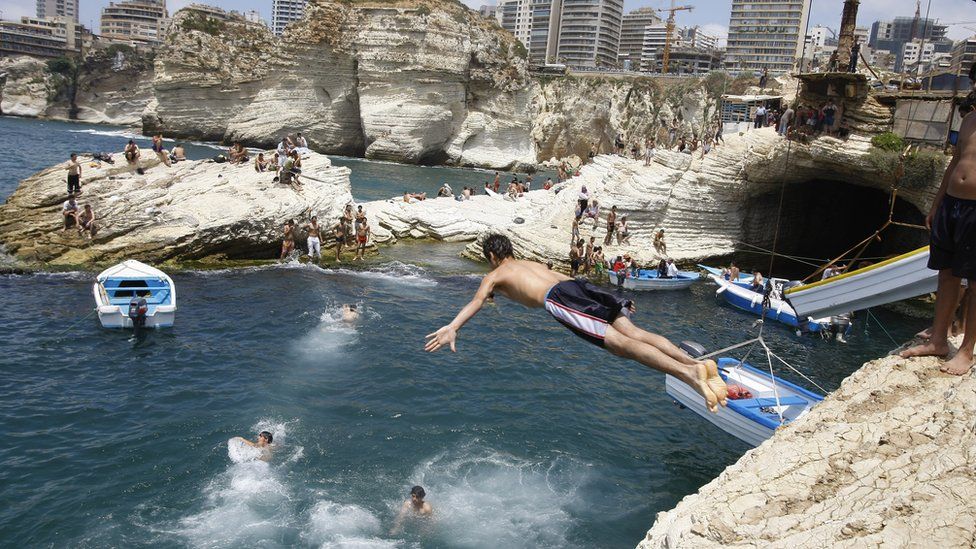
top-left (0, 151), bottom-right (352, 266)
top-left (637, 338), bottom-right (976, 548)
top-left (0, 57), bottom-right (52, 117)
top-left (0, 52), bottom-right (155, 125)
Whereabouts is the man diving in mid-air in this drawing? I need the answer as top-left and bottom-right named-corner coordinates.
top-left (425, 234), bottom-right (728, 412)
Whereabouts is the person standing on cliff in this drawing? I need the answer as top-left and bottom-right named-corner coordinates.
top-left (492, 172), bottom-right (501, 193)
top-left (280, 220), bottom-right (295, 261)
top-left (425, 234), bottom-right (729, 412)
top-left (900, 73), bottom-right (976, 376)
top-left (779, 105), bottom-right (794, 137)
top-left (333, 218), bottom-right (346, 263)
top-left (355, 216), bottom-right (371, 261)
top-left (604, 205), bottom-right (617, 245)
top-left (66, 153), bottom-right (82, 195)
top-left (306, 216), bottom-right (321, 261)
top-left (848, 37), bottom-right (861, 74)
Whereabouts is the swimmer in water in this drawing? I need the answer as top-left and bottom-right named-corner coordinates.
top-left (234, 430), bottom-right (273, 462)
top-left (390, 485), bottom-right (432, 534)
top-left (342, 304), bottom-right (359, 323)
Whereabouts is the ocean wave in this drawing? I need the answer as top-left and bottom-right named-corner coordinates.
top-left (68, 128), bottom-right (146, 140)
top-left (328, 261), bottom-right (437, 287)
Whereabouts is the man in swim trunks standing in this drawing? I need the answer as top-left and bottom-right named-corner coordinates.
top-left (426, 234), bottom-right (728, 412)
top-left (280, 220), bottom-right (295, 261)
top-left (333, 218), bottom-right (345, 263)
top-left (306, 216), bottom-right (321, 261)
top-left (355, 216), bottom-right (370, 261)
top-left (66, 153), bottom-right (82, 195)
top-left (901, 69), bottom-right (976, 376)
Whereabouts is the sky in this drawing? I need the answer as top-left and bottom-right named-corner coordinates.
top-left (1, 0), bottom-right (973, 45)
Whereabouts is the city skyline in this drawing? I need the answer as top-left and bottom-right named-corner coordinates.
top-left (1, 0), bottom-right (973, 43)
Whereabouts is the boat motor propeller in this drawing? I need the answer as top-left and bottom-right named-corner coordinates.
top-left (128, 297), bottom-right (148, 329)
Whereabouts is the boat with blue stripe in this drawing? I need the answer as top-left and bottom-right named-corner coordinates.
top-left (607, 268), bottom-right (700, 290)
top-left (93, 260), bottom-right (177, 329)
top-left (666, 357), bottom-right (824, 446)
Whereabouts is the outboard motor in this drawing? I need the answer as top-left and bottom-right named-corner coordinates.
top-left (128, 297), bottom-right (148, 330)
top-left (827, 313), bottom-right (852, 343)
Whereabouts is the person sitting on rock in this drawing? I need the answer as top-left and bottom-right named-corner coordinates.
top-left (124, 140), bottom-right (140, 169)
top-left (437, 183), bottom-right (453, 198)
top-left (583, 200), bottom-right (600, 225)
top-left (254, 153), bottom-right (269, 172)
top-left (62, 195), bottom-right (79, 231)
top-left (77, 204), bottom-right (97, 239)
top-left (653, 229), bottom-right (666, 255)
top-left (403, 192), bottom-right (426, 203)
top-left (228, 142), bottom-right (249, 164)
top-left (170, 143), bottom-right (186, 163)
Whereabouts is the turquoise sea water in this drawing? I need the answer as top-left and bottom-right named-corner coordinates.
top-left (0, 116), bottom-right (926, 548)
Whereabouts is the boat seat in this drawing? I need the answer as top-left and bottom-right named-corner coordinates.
top-left (732, 396), bottom-right (808, 408)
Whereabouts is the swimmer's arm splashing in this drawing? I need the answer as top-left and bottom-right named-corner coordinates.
top-left (425, 274), bottom-right (495, 353)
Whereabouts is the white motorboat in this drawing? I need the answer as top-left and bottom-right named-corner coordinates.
top-left (706, 274), bottom-right (833, 333)
top-left (666, 357), bottom-right (824, 447)
top-left (607, 269), bottom-right (699, 290)
top-left (785, 246), bottom-right (937, 319)
top-left (93, 260), bottom-right (176, 328)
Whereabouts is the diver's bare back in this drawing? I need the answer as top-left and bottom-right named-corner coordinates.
top-left (950, 113), bottom-right (976, 199)
top-left (492, 260), bottom-right (570, 308)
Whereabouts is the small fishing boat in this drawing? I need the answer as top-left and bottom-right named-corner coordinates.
top-left (698, 264), bottom-right (753, 283)
top-left (666, 357), bottom-right (824, 446)
top-left (706, 273), bottom-right (833, 333)
top-left (93, 260), bottom-right (176, 329)
top-left (785, 246), bottom-right (937, 319)
top-left (607, 269), bottom-right (699, 290)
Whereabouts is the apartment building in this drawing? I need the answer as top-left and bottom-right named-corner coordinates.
top-left (725, 0), bottom-right (811, 74)
top-left (100, 0), bottom-right (168, 44)
top-left (0, 16), bottom-right (84, 58)
top-left (497, 0), bottom-right (622, 68)
top-left (271, 0), bottom-right (306, 36)
top-left (618, 7), bottom-right (661, 69)
top-left (36, 0), bottom-right (79, 24)
top-left (869, 16), bottom-right (952, 72)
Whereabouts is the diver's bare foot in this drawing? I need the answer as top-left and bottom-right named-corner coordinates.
top-left (915, 327), bottom-right (933, 339)
top-left (941, 352), bottom-right (975, 376)
top-left (703, 359), bottom-right (728, 409)
top-left (687, 361), bottom-right (725, 413)
top-left (899, 342), bottom-right (949, 358)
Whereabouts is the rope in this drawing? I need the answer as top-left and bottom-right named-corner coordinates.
top-left (865, 308), bottom-right (899, 347)
top-left (50, 309), bottom-right (97, 339)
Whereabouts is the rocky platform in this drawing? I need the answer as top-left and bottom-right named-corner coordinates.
top-left (0, 151), bottom-right (352, 267)
top-left (638, 338), bottom-right (976, 548)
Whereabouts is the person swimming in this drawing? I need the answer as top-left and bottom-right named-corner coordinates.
top-left (390, 485), bottom-right (432, 534)
top-left (342, 304), bottom-right (359, 323)
top-left (233, 430), bottom-right (273, 462)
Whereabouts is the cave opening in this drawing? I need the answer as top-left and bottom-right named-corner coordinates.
top-left (737, 180), bottom-right (929, 279)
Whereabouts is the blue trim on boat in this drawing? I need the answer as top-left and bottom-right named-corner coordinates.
top-left (716, 357), bottom-right (824, 430)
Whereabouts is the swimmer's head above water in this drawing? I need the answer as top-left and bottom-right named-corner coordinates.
top-left (258, 431), bottom-right (273, 446)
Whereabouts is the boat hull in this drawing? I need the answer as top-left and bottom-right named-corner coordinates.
top-left (708, 275), bottom-right (826, 332)
top-left (96, 306), bottom-right (176, 329)
top-left (666, 358), bottom-right (823, 446)
top-left (786, 246), bottom-right (937, 319)
top-left (93, 260), bottom-right (177, 329)
top-left (608, 270), bottom-right (698, 291)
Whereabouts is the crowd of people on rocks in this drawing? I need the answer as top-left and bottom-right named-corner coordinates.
top-left (597, 116), bottom-right (725, 166)
top-left (751, 100), bottom-right (846, 139)
top-left (565, 185), bottom-right (683, 282)
top-left (279, 202), bottom-right (372, 264)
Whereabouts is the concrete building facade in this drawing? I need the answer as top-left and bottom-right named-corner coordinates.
top-left (271, 0), bottom-right (306, 36)
top-left (0, 16), bottom-right (84, 58)
top-left (869, 16), bottom-right (952, 72)
top-left (725, 0), bottom-right (811, 74)
top-left (100, 0), bottom-right (168, 44)
top-left (36, 0), bottom-right (79, 24)
top-left (618, 8), bottom-right (661, 69)
top-left (497, 0), bottom-right (622, 67)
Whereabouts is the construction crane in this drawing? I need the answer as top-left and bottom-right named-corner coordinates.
top-left (653, 0), bottom-right (694, 74)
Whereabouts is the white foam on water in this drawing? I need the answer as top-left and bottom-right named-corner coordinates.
top-left (328, 262), bottom-right (437, 287)
top-left (403, 442), bottom-right (586, 548)
top-left (175, 419), bottom-right (303, 548)
top-left (295, 305), bottom-right (360, 358)
top-left (302, 500), bottom-right (396, 549)
top-left (68, 128), bottom-right (144, 140)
